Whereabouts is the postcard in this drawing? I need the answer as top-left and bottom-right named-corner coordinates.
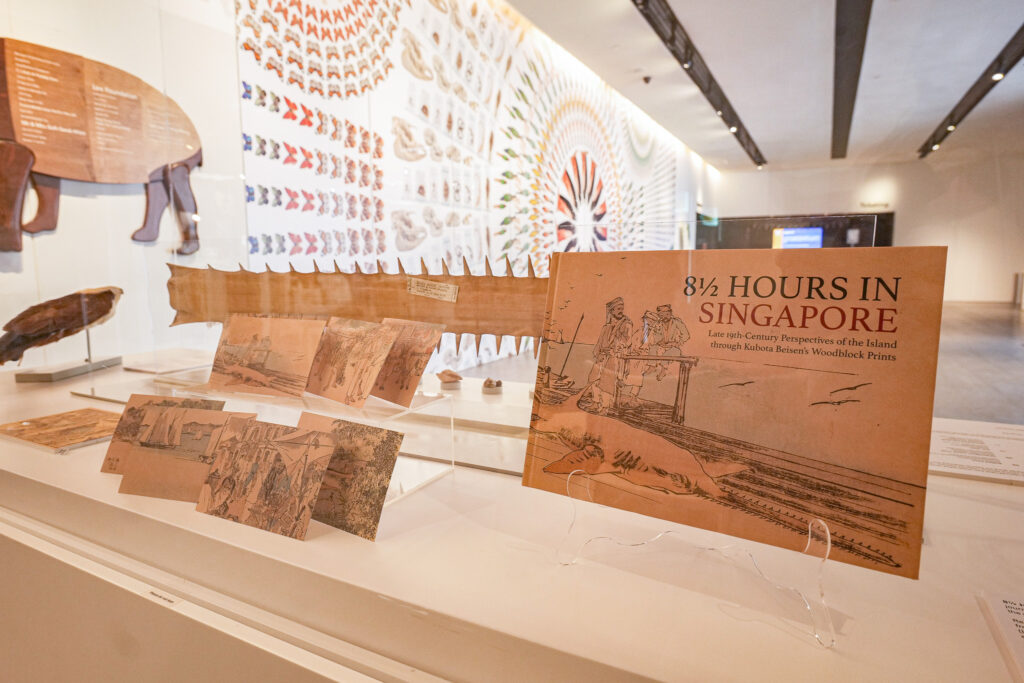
top-left (101, 394), bottom-right (224, 474)
top-left (117, 408), bottom-right (255, 502)
top-left (196, 417), bottom-right (335, 539)
top-left (298, 412), bottom-right (404, 541)
top-left (207, 314), bottom-right (326, 397)
top-left (370, 318), bottom-right (444, 407)
top-left (306, 318), bottom-right (400, 408)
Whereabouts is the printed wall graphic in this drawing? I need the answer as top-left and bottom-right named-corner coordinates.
top-left (196, 417), bottom-right (335, 540)
top-left (235, 0), bottom-right (700, 277)
top-left (102, 394), bottom-right (225, 474)
top-left (525, 248), bottom-right (947, 579)
top-left (298, 411), bottom-right (404, 541)
top-left (208, 314), bottom-right (326, 397)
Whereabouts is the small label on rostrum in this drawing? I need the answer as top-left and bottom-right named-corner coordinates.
top-left (406, 277), bottom-right (459, 303)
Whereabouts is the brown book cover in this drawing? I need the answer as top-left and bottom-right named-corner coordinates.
top-left (524, 247), bottom-right (947, 578)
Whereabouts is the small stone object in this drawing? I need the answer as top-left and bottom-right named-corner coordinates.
top-left (437, 368), bottom-right (462, 389)
top-left (482, 377), bottom-right (503, 395)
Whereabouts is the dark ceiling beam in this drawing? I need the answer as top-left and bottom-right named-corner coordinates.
top-left (918, 22), bottom-right (1024, 158)
top-left (631, 0), bottom-right (767, 167)
top-left (831, 0), bottom-right (873, 159)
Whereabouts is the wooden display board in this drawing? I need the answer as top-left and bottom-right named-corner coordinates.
top-left (0, 38), bottom-right (203, 253)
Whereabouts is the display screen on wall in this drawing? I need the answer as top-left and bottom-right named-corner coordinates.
top-left (771, 227), bottom-right (823, 249)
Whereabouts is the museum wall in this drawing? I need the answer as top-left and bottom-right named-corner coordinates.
top-left (0, 0), bottom-right (247, 367)
top-left (0, 0), bottom-right (721, 370)
top-left (234, 0), bottom-right (717, 276)
top-left (717, 151), bottom-right (1024, 302)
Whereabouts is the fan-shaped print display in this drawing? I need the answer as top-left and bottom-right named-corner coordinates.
top-left (236, 0), bottom-right (714, 276)
top-left (556, 150), bottom-right (608, 252)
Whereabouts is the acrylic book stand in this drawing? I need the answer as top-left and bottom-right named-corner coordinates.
top-left (557, 470), bottom-right (837, 649)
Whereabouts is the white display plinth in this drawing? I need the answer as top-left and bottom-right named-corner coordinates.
top-left (1, 366), bottom-right (1023, 681)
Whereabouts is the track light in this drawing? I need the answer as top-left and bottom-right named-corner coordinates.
top-left (916, 23), bottom-right (1023, 159)
top-left (716, 110), bottom-right (722, 116)
top-left (729, 125), bottom-right (737, 133)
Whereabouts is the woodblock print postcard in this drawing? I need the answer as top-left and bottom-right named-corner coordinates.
top-left (101, 394), bottom-right (224, 474)
top-left (306, 318), bottom-right (400, 408)
top-left (524, 248), bottom-right (947, 579)
top-left (1, 408), bottom-right (122, 450)
top-left (370, 318), bottom-right (445, 408)
top-left (298, 411), bottom-right (404, 541)
top-left (118, 408), bottom-right (256, 502)
top-left (207, 314), bottom-right (326, 397)
top-left (196, 417), bottom-right (335, 540)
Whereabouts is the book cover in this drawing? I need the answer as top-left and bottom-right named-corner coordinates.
top-left (524, 247), bottom-right (947, 578)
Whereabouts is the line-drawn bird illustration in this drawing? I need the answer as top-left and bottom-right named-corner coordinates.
top-left (830, 382), bottom-right (872, 395)
top-left (810, 399), bottom-right (861, 407)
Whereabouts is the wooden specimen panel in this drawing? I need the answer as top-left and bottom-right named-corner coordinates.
top-left (0, 38), bottom-right (200, 183)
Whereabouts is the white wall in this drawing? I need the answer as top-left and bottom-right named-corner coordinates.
top-left (717, 151), bottom-right (1024, 302)
top-left (0, 0), bottom-right (245, 367)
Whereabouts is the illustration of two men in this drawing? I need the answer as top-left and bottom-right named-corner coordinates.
top-left (584, 297), bottom-right (690, 412)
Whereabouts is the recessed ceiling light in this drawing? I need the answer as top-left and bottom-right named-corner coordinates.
top-left (716, 110), bottom-right (723, 116)
top-left (729, 125), bottom-right (738, 133)
top-left (756, 165), bottom-right (763, 170)
top-left (946, 124), bottom-right (956, 132)
top-left (992, 72), bottom-right (1005, 81)
top-left (682, 60), bottom-right (692, 70)
top-left (931, 144), bottom-right (940, 151)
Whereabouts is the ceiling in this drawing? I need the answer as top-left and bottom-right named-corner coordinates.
top-left (506, 0), bottom-right (1024, 170)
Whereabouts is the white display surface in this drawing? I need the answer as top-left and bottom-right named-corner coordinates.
top-left (931, 417), bottom-right (1024, 485)
top-left (1, 366), bottom-right (1022, 680)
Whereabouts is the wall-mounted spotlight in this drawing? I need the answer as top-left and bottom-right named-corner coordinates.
top-left (630, 0), bottom-right (767, 168)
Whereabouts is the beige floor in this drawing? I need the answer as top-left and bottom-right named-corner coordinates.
top-left (934, 302), bottom-right (1024, 424)
top-left (467, 301), bottom-right (1024, 426)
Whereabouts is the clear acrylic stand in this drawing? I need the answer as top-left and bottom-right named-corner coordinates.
top-left (167, 382), bottom-right (457, 508)
top-left (557, 470), bottom-right (837, 649)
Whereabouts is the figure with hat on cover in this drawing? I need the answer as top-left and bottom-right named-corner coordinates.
top-left (644, 304), bottom-right (691, 380)
top-left (581, 297), bottom-right (632, 413)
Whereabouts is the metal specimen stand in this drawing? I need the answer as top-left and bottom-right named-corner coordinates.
top-left (15, 327), bottom-right (122, 383)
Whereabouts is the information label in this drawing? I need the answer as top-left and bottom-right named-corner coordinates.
top-left (406, 277), bottom-right (458, 303)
